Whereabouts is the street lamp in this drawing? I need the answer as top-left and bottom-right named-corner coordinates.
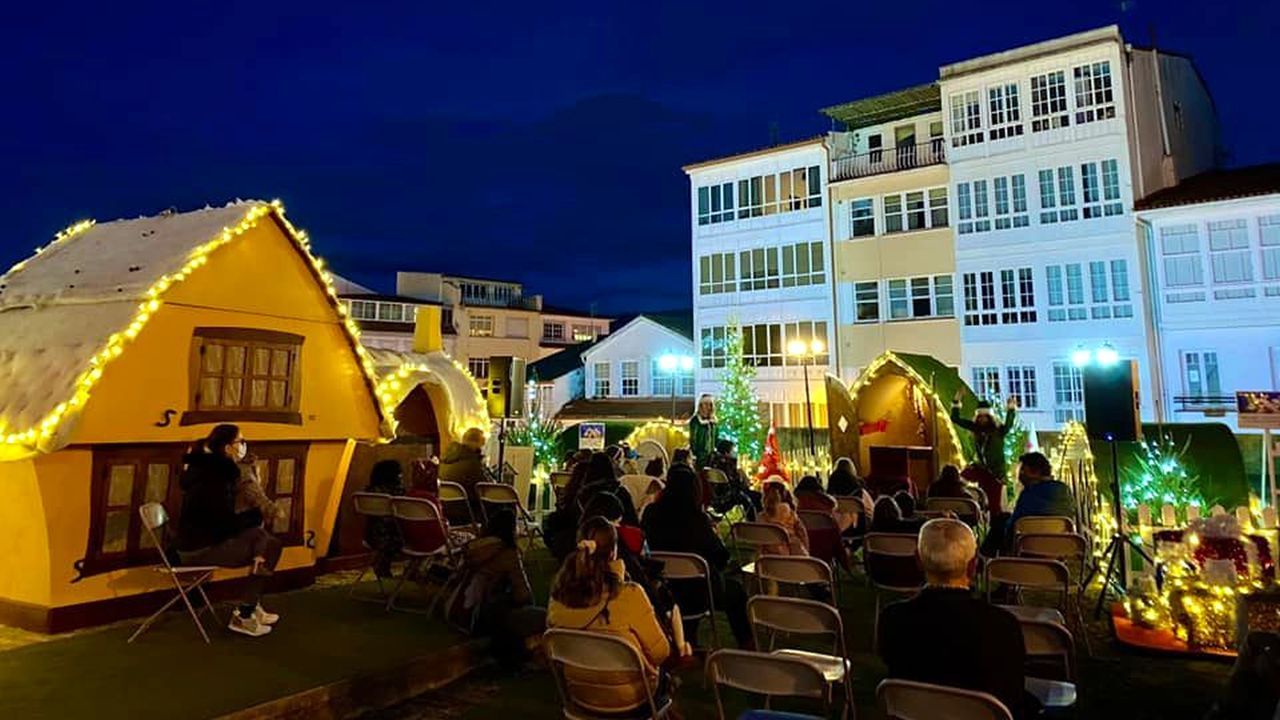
top-left (787, 338), bottom-right (826, 456)
top-left (658, 353), bottom-right (695, 422)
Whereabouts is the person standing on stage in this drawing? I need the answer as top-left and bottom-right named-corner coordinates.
top-left (689, 394), bottom-right (718, 469)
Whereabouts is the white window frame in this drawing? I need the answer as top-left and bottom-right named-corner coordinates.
top-left (998, 267), bottom-right (1038, 324)
top-left (738, 246), bottom-right (780, 291)
top-left (987, 82), bottom-right (1024, 140)
top-left (699, 252), bottom-right (737, 295)
top-left (962, 271), bottom-right (998, 326)
top-left (956, 181), bottom-right (991, 234)
top-left (1052, 361), bottom-right (1085, 423)
top-left (1207, 219), bottom-right (1255, 295)
top-left (468, 357), bottom-right (490, 380)
top-left (780, 241), bottom-right (826, 288)
top-left (542, 322), bottom-right (565, 341)
top-left (1160, 223), bottom-right (1206, 301)
top-left (887, 275), bottom-right (954, 321)
top-left (1181, 350), bottom-right (1222, 398)
top-left (992, 174), bottom-right (1030, 230)
top-left (1073, 61), bottom-right (1116, 125)
top-left (971, 366), bottom-right (1001, 401)
top-left (1006, 365), bottom-right (1039, 409)
top-left (1030, 70), bottom-right (1070, 132)
top-left (1038, 166), bottom-right (1079, 224)
top-left (468, 315), bottom-right (494, 337)
top-left (950, 90), bottom-right (983, 147)
top-left (620, 361), bottom-right (639, 397)
top-left (593, 361), bottom-right (611, 398)
top-left (781, 321), bottom-right (829, 366)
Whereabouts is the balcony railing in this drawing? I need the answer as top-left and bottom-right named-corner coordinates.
top-left (831, 140), bottom-right (946, 182)
top-left (1173, 395), bottom-right (1235, 416)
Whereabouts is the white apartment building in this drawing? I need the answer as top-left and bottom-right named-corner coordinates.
top-left (938, 26), bottom-right (1219, 429)
top-left (1135, 165), bottom-right (1280, 429)
top-left (684, 138), bottom-right (835, 428)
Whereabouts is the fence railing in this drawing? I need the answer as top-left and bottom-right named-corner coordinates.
top-left (831, 140), bottom-right (946, 181)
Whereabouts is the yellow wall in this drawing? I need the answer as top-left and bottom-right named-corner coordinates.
top-left (0, 217), bottom-right (386, 613)
top-left (829, 165), bottom-right (961, 375)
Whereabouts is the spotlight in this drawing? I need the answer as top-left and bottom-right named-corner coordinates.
top-left (1071, 348), bottom-right (1092, 368)
top-left (1096, 344), bottom-right (1119, 367)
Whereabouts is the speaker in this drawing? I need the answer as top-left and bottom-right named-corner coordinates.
top-left (1082, 359), bottom-right (1141, 442)
top-left (486, 356), bottom-right (526, 419)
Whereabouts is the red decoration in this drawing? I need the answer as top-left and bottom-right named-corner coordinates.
top-left (755, 424), bottom-right (790, 483)
top-left (859, 418), bottom-right (889, 436)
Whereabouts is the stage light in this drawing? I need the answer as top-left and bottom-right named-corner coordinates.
top-left (1096, 344), bottom-right (1120, 367)
top-left (679, 356), bottom-right (694, 372)
top-left (658, 353), bottom-right (678, 372)
top-left (1072, 347), bottom-right (1092, 367)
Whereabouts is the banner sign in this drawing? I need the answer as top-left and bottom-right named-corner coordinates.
top-left (1237, 391), bottom-right (1280, 429)
top-left (578, 422), bottom-right (606, 450)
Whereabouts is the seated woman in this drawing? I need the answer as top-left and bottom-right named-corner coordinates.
top-left (176, 424), bottom-right (282, 638)
top-left (363, 459), bottom-right (407, 578)
top-left (793, 475), bottom-right (852, 570)
top-left (758, 481), bottom-right (808, 556)
top-left (928, 464), bottom-right (982, 502)
top-left (642, 464), bottom-right (753, 649)
top-left (870, 496), bottom-right (924, 535)
top-left (454, 509), bottom-right (543, 668)
top-left (547, 517), bottom-right (676, 714)
top-left (826, 457), bottom-right (875, 526)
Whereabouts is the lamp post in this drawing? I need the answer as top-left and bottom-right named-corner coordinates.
top-left (658, 353), bottom-right (695, 422)
top-left (787, 338), bottom-right (825, 456)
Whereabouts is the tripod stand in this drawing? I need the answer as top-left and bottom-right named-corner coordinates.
top-left (1090, 435), bottom-right (1154, 619)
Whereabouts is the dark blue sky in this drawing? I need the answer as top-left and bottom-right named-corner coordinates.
top-left (3, 2), bottom-right (1276, 314)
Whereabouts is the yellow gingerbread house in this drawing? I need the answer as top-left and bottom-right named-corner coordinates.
top-left (0, 201), bottom-right (396, 632)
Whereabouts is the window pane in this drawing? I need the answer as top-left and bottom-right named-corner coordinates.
top-left (253, 348), bottom-right (271, 376)
top-left (222, 377), bottom-right (243, 407)
top-left (108, 464), bottom-right (135, 506)
top-left (145, 464), bottom-right (170, 503)
top-left (270, 349), bottom-right (291, 377)
top-left (102, 510), bottom-right (130, 553)
top-left (200, 377), bottom-right (222, 408)
top-left (269, 380), bottom-right (288, 408)
top-left (273, 498), bottom-right (292, 533)
top-left (276, 458), bottom-right (296, 495)
top-left (250, 379), bottom-right (269, 408)
top-left (225, 345), bottom-right (246, 375)
top-left (202, 343), bottom-right (224, 374)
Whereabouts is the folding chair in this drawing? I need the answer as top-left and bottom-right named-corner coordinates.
top-left (650, 551), bottom-right (719, 653)
top-left (730, 522), bottom-right (790, 593)
top-left (437, 480), bottom-right (479, 537)
top-left (1012, 516), bottom-right (1075, 541)
top-left (863, 532), bottom-right (923, 645)
top-left (1016, 532), bottom-right (1091, 654)
top-left (347, 492), bottom-right (396, 605)
top-left (756, 554), bottom-right (837, 607)
top-left (476, 482), bottom-right (543, 552)
top-left (705, 467), bottom-right (731, 513)
top-left (984, 557), bottom-right (1070, 626)
top-left (1019, 619), bottom-right (1078, 710)
top-left (747, 595), bottom-right (855, 720)
top-left (544, 628), bottom-right (674, 719)
top-left (706, 649), bottom-right (830, 720)
top-left (128, 503), bottom-right (222, 644)
top-left (877, 679), bottom-right (1013, 720)
top-left (619, 474), bottom-right (655, 508)
top-left (386, 496), bottom-right (459, 615)
top-left (550, 470), bottom-right (573, 505)
top-left (924, 496), bottom-right (983, 528)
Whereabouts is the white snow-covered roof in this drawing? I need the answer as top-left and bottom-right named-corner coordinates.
top-left (0, 201), bottom-right (390, 458)
top-left (368, 347), bottom-right (489, 439)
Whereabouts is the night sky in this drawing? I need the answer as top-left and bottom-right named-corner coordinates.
top-left (3, 2), bottom-right (1277, 314)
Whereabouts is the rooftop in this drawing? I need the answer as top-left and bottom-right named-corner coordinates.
top-left (939, 25), bottom-right (1121, 80)
top-left (1135, 163), bottom-right (1280, 210)
top-left (820, 83), bottom-right (941, 131)
top-left (682, 135), bottom-right (826, 173)
top-left (338, 291), bottom-right (442, 306)
top-left (527, 341), bottom-right (595, 381)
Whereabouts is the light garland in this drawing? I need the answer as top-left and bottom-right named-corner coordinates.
top-left (373, 354), bottom-right (489, 440)
top-left (847, 351), bottom-right (967, 468)
top-left (624, 420), bottom-right (690, 451)
top-left (0, 201), bottom-right (397, 453)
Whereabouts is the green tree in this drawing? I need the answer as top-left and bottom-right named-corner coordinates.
top-left (718, 322), bottom-right (765, 461)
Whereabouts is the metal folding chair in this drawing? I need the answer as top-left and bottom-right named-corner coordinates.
top-left (756, 554), bottom-right (838, 606)
top-left (863, 532), bottom-right (923, 646)
top-left (437, 480), bottom-right (479, 537)
top-left (747, 595), bottom-right (855, 720)
top-left (1019, 619), bottom-right (1079, 710)
top-left (386, 496), bottom-right (459, 615)
top-left (1016, 532), bottom-right (1091, 654)
top-left (650, 551), bottom-right (719, 653)
top-left (706, 649), bottom-right (830, 720)
top-left (544, 628), bottom-right (674, 719)
top-left (347, 492), bottom-right (397, 605)
top-left (984, 556), bottom-right (1070, 627)
top-left (128, 502), bottom-right (221, 644)
top-left (476, 481), bottom-right (543, 552)
top-left (730, 522), bottom-right (790, 593)
top-left (924, 496), bottom-right (984, 528)
top-left (877, 679), bottom-right (1013, 720)
top-left (1012, 516), bottom-right (1075, 542)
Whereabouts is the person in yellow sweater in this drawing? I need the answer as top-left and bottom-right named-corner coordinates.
top-left (547, 516), bottom-right (674, 714)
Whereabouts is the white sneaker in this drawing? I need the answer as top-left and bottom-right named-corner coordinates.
top-left (254, 604), bottom-right (280, 625)
top-left (229, 613), bottom-right (272, 637)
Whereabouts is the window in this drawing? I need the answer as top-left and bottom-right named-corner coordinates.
top-left (469, 315), bottom-right (494, 337)
top-left (621, 361), bottom-right (639, 396)
top-left (739, 246), bottom-right (780, 291)
top-left (593, 361), bottom-right (611, 397)
top-left (468, 357), bottom-right (490, 380)
top-left (781, 321), bottom-right (829, 366)
top-left (186, 328), bottom-right (302, 426)
top-left (1030, 71), bottom-right (1069, 131)
top-left (928, 188), bottom-right (949, 227)
top-left (884, 189), bottom-right (946, 232)
top-left (950, 90), bottom-right (983, 147)
top-left (1261, 215), bottom-right (1280, 282)
top-left (887, 275), bottom-right (953, 320)
top-left (1080, 160), bottom-right (1124, 218)
top-left (349, 300), bottom-right (377, 320)
top-left (1052, 362), bottom-right (1085, 423)
top-left (955, 181), bottom-right (991, 234)
top-left (957, 183), bottom-right (972, 233)
top-left (854, 281), bottom-right (880, 323)
top-left (572, 325), bottom-right (596, 342)
top-left (1006, 365), bottom-right (1038, 409)
top-left (962, 271), bottom-right (998, 326)
top-left (1046, 264), bottom-right (1084, 321)
top-left (1101, 159), bottom-right (1124, 215)
top-left (992, 175), bottom-right (1030, 229)
top-left (1038, 167), bottom-right (1078, 223)
top-left (1208, 219), bottom-right (1254, 293)
top-left (1160, 223), bottom-right (1205, 297)
top-left (1183, 351), bottom-right (1222, 397)
top-left (1073, 61), bottom-right (1115, 124)
top-left (987, 83), bottom-right (1024, 140)
top-left (696, 181), bottom-right (735, 225)
top-left (651, 359), bottom-right (694, 396)
top-left (999, 268), bottom-right (1038, 323)
top-left (1047, 261), bottom-right (1129, 320)
top-left (251, 443), bottom-right (309, 544)
top-left (543, 322), bottom-right (565, 341)
top-left (884, 194), bottom-right (904, 233)
top-left (742, 323), bottom-right (784, 367)
top-left (851, 198), bottom-right (875, 237)
top-left (971, 366), bottom-right (1001, 400)
top-left (1111, 259), bottom-right (1134, 317)
top-left (868, 134), bottom-right (883, 163)
top-left (699, 252), bottom-right (737, 295)
top-left (781, 242), bottom-right (825, 287)
top-left (377, 303), bottom-right (404, 322)
top-left (700, 326), bottom-right (727, 368)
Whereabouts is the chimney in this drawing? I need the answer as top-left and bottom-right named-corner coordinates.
top-left (413, 305), bottom-right (444, 353)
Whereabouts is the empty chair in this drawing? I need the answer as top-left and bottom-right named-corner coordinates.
top-left (756, 554), bottom-right (837, 606)
top-left (1015, 533), bottom-right (1089, 585)
top-left (925, 497), bottom-right (983, 527)
top-left (128, 503), bottom-right (221, 643)
top-left (706, 649), bottom-right (830, 720)
top-left (476, 482), bottom-right (543, 550)
top-left (348, 491), bottom-right (397, 604)
top-left (747, 595), bottom-right (855, 719)
top-left (1012, 516), bottom-right (1075, 539)
top-left (863, 532), bottom-right (923, 638)
top-left (649, 551), bottom-right (719, 653)
top-left (545, 628), bottom-right (674, 719)
top-left (877, 679), bottom-right (1013, 720)
top-left (386, 495), bottom-right (458, 614)
top-left (984, 557), bottom-right (1070, 626)
top-left (731, 522), bottom-right (791, 587)
top-left (1018, 619), bottom-right (1078, 710)
top-left (437, 480), bottom-right (479, 536)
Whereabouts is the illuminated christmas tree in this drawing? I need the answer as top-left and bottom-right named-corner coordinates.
top-left (718, 322), bottom-right (765, 462)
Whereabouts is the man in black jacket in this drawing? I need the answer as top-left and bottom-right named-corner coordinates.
top-left (877, 518), bottom-right (1031, 719)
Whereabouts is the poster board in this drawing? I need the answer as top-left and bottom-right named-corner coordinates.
top-left (579, 422), bottom-right (606, 450)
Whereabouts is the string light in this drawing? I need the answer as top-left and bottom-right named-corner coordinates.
top-left (848, 351), bottom-right (967, 468)
top-left (372, 353), bottom-right (489, 440)
top-left (0, 201), bottom-right (397, 456)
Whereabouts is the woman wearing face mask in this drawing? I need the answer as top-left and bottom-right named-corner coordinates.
top-left (176, 424), bottom-right (284, 638)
